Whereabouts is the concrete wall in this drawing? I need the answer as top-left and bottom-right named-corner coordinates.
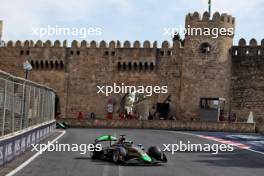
top-left (59, 119), bottom-right (256, 133)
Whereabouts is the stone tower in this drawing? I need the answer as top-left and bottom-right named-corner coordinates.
top-left (180, 11), bottom-right (235, 119)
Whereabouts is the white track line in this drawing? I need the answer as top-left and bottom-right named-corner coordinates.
top-left (102, 165), bottom-right (109, 176)
top-left (6, 130), bottom-right (66, 176)
top-left (246, 148), bottom-right (264, 155)
top-left (171, 131), bottom-right (264, 155)
top-left (118, 166), bottom-right (124, 176)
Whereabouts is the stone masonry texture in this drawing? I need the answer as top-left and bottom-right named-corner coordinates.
top-left (0, 12), bottom-right (263, 125)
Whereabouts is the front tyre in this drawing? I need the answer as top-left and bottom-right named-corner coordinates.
top-left (148, 146), bottom-right (167, 162)
top-left (90, 150), bottom-right (102, 159)
top-left (90, 151), bottom-right (97, 159)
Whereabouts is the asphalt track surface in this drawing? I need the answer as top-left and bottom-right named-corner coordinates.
top-left (13, 129), bottom-right (264, 176)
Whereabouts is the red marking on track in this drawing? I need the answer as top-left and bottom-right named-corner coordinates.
top-left (199, 135), bottom-right (250, 149)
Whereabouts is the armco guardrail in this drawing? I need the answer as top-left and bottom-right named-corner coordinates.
top-left (0, 70), bottom-right (56, 136)
top-left (58, 119), bottom-right (256, 133)
top-left (0, 120), bottom-right (56, 166)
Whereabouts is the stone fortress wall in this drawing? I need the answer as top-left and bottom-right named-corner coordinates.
top-left (0, 12), bottom-right (263, 124)
top-left (180, 11), bottom-right (234, 119)
top-left (231, 39), bottom-right (264, 124)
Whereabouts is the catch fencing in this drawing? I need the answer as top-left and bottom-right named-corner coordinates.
top-left (0, 70), bottom-right (55, 137)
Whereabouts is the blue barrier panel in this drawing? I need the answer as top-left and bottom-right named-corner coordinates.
top-left (0, 121), bottom-right (56, 166)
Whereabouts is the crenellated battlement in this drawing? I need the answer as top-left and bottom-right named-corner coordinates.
top-left (186, 11), bottom-right (235, 25)
top-left (3, 40), bottom-right (174, 49)
top-left (236, 38), bottom-right (264, 47)
top-left (2, 40), bottom-right (175, 71)
top-left (232, 38), bottom-right (264, 59)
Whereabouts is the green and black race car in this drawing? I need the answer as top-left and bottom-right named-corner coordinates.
top-left (90, 135), bottom-right (167, 165)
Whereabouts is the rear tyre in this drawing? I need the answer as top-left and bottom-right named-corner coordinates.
top-left (90, 151), bottom-right (96, 159)
top-left (112, 147), bottom-right (126, 164)
top-left (112, 150), bottom-right (119, 163)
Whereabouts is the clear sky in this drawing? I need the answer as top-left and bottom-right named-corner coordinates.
top-left (0, 0), bottom-right (263, 45)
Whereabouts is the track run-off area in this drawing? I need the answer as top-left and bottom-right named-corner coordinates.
top-left (7, 129), bottom-right (264, 176)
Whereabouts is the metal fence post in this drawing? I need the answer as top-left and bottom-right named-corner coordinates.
top-left (20, 83), bottom-right (25, 130)
top-left (38, 88), bottom-right (41, 124)
top-left (1, 79), bottom-right (7, 136)
top-left (25, 85), bottom-right (31, 128)
top-left (52, 93), bottom-right (55, 119)
top-left (11, 81), bottom-right (15, 133)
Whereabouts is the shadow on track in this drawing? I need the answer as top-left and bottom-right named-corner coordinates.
top-left (74, 157), bottom-right (165, 167)
top-left (194, 151), bottom-right (264, 168)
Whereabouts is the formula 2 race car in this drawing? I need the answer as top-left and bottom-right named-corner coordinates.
top-left (90, 135), bottom-right (167, 165)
